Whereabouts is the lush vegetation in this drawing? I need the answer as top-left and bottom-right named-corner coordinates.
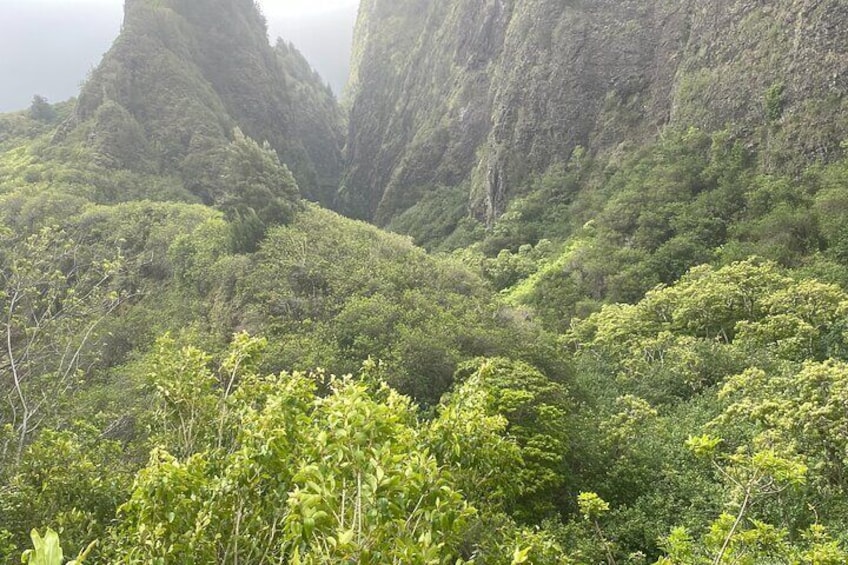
top-left (66, 0), bottom-right (343, 205)
top-left (0, 99), bottom-right (569, 561)
top-left (3, 0), bottom-right (848, 562)
top-left (5, 94), bottom-right (848, 563)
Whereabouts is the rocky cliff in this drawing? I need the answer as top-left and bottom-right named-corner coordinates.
top-left (342, 0), bottom-right (848, 226)
top-left (58, 0), bottom-right (344, 204)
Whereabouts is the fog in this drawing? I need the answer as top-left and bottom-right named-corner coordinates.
top-left (0, 0), bottom-right (358, 112)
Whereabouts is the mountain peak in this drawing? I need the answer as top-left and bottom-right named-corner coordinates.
top-left (61, 0), bottom-right (343, 205)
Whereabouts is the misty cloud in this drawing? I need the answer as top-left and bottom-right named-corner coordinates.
top-left (270, 6), bottom-right (357, 98)
top-left (0, 0), bottom-right (358, 112)
top-left (0, 1), bottom-right (122, 112)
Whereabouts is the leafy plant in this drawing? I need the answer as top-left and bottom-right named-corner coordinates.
top-left (21, 529), bottom-right (95, 565)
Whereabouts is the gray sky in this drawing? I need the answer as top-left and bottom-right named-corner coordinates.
top-left (0, 0), bottom-right (359, 112)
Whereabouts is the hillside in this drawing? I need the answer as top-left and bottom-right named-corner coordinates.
top-left (0, 99), bottom-right (563, 559)
top-left (342, 0), bottom-right (848, 226)
top-left (3, 0), bottom-right (848, 563)
top-left (59, 0), bottom-right (344, 205)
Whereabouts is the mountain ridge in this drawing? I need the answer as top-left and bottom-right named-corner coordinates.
top-left (4, 1), bottom-right (848, 563)
top-left (341, 0), bottom-right (848, 228)
top-left (56, 0), bottom-right (344, 205)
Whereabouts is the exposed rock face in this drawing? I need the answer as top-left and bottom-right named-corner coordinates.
top-left (63, 0), bottom-right (344, 204)
top-left (342, 0), bottom-right (848, 225)
top-left (671, 1), bottom-right (848, 169)
top-left (341, 0), bottom-right (510, 223)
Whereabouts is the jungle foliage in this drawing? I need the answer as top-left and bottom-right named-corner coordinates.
top-left (2, 0), bottom-right (848, 562)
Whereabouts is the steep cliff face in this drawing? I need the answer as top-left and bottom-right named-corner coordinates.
top-left (342, 0), bottom-right (848, 226)
top-left (340, 0), bottom-right (510, 222)
top-left (671, 1), bottom-right (848, 169)
top-left (60, 0), bottom-right (343, 204)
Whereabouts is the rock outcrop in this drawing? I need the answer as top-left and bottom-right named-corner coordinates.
top-left (342, 0), bottom-right (848, 225)
top-left (61, 0), bottom-right (344, 204)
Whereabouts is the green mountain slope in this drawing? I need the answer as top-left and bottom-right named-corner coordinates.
top-left (3, 1), bottom-right (848, 563)
top-left (342, 0), bottom-right (848, 226)
top-left (0, 102), bottom-right (562, 559)
top-left (59, 0), bottom-right (343, 205)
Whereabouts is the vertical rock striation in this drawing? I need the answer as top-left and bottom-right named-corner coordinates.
top-left (343, 0), bottom-right (848, 226)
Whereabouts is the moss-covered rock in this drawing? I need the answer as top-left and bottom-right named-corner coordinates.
top-left (60, 0), bottom-right (344, 204)
top-left (343, 0), bottom-right (848, 227)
